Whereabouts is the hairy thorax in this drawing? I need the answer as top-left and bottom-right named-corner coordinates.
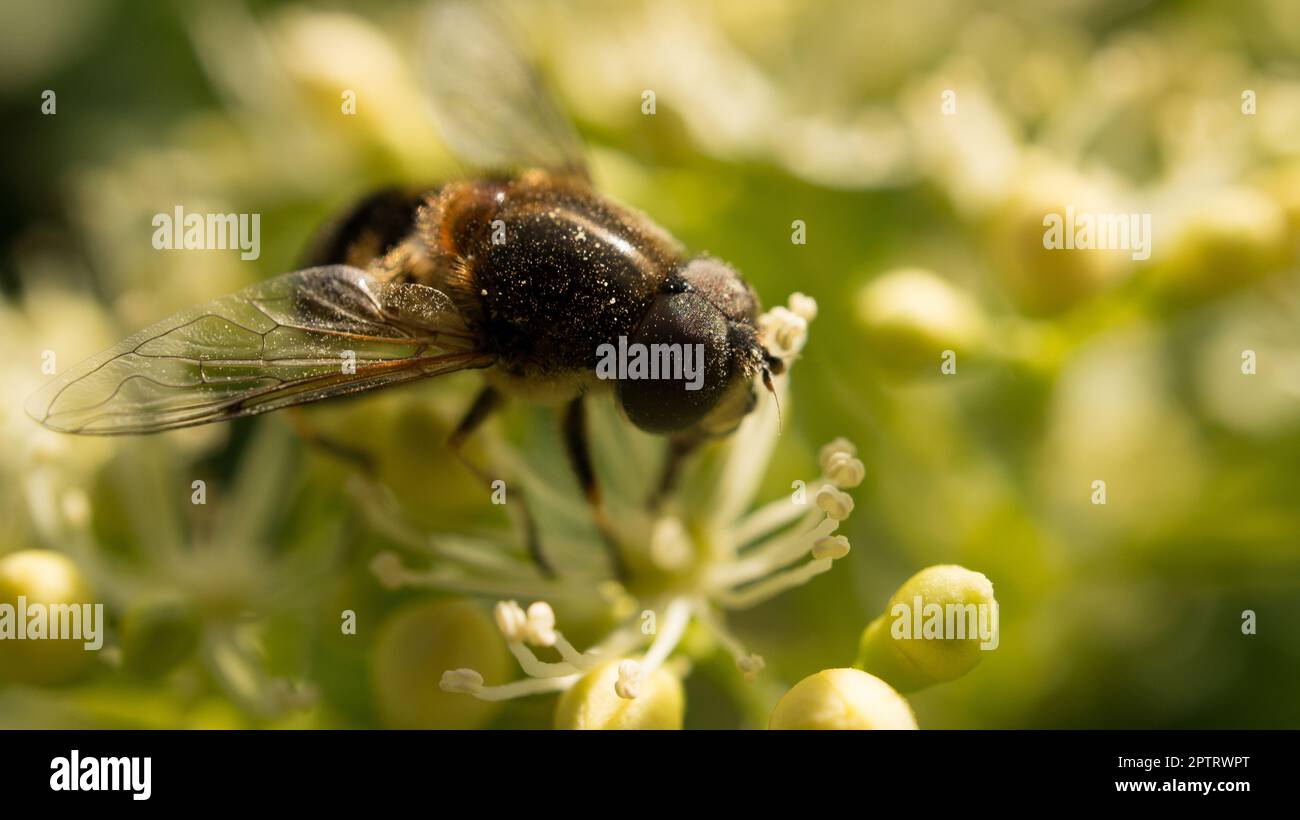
top-left (425, 172), bottom-right (686, 383)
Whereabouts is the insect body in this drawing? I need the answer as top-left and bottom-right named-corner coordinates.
top-left (358, 171), bottom-right (778, 435)
top-left (27, 3), bottom-right (781, 442)
top-left (24, 1), bottom-right (788, 576)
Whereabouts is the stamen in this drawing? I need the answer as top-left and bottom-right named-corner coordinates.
top-left (697, 606), bottom-right (765, 680)
top-left (487, 441), bottom-right (601, 530)
top-left (615, 660), bottom-right (642, 699)
top-left (737, 654), bottom-right (765, 678)
top-left (665, 656), bottom-right (694, 679)
top-left (440, 668), bottom-right (483, 694)
top-left (493, 601), bottom-right (592, 677)
top-left (619, 597), bottom-right (694, 698)
top-left (641, 599), bottom-right (692, 672)
top-left (788, 292), bottom-right (818, 322)
top-left (554, 634), bottom-right (601, 670)
top-left (370, 551), bottom-right (406, 590)
top-left (818, 438), bottom-right (857, 473)
top-left (709, 384), bottom-right (785, 529)
top-left (716, 558), bottom-right (836, 610)
top-left (494, 600), bottom-right (528, 641)
top-left (758, 306), bottom-right (809, 360)
top-left (648, 516), bottom-right (693, 571)
top-left (812, 534), bottom-right (851, 560)
top-left (507, 642), bottom-right (581, 678)
top-left (729, 484), bottom-right (828, 547)
top-left (592, 622), bottom-right (647, 658)
top-left (367, 553), bottom-right (570, 600)
top-left (825, 453), bottom-right (866, 488)
top-left (711, 516), bottom-right (838, 587)
top-left (349, 477), bottom-right (531, 577)
top-left (525, 601), bottom-right (558, 647)
top-left (442, 670), bottom-right (583, 701)
top-left (816, 485), bottom-right (855, 521)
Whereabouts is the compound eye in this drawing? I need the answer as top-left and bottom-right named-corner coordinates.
top-left (616, 293), bottom-right (731, 434)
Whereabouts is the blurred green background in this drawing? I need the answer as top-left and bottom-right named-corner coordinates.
top-left (1, 0), bottom-right (1299, 728)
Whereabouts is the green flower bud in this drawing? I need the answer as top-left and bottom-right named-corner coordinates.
top-left (855, 564), bottom-right (998, 692)
top-left (854, 268), bottom-right (986, 373)
top-left (0, 550), bottom-right (97, 685)
top-left (120, 594), bottom-right (201, 679)
top-left (554, 658), bottom-right (684, 730)
top-left (1151, 187), bottom-right (1287, 305)
top-left (769, 668), bottom-right (916, 730)
top-left (371, 599), bottom-right (508, 729)
top-left (989, 162), bottom-right (1131, 315)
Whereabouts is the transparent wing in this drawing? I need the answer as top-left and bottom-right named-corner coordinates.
top-left (26, 265), bottom-right (494, 435)
top-left (420, 0), bottom-right (588, 177)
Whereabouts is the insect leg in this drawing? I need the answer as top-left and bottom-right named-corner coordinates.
top-left (447, 386), bottom-right (554, 577)
top-left (561, 396), bottom-right (628, 582)
top-left (286, 407), bottom-right (379, 475)
top-left (648, 434), bottom-right (704, 509)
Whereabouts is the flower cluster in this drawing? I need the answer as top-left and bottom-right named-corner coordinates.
top-left (366, 294), bottom-right (874, 721)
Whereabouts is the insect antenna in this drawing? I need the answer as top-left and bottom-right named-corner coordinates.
top-left (761, 366), bottom-right (782, 433)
